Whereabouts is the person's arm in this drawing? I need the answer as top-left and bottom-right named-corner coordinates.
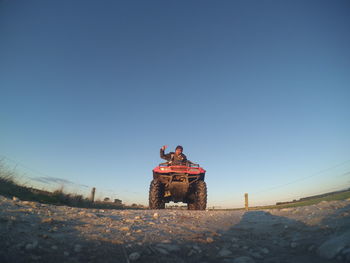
top-left (160, 145), bottom-right (172, 161)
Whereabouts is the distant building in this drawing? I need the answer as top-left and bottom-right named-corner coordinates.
top-left (103, 197), bottom-right (110, 202)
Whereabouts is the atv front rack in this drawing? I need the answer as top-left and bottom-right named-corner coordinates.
top-left (159, 162), bottom-right (200, 167)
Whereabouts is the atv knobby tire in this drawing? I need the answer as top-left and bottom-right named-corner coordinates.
top-left (193, 181), bottom-right (207, 210)
top-left (149, 180), bottom-right (165, 209)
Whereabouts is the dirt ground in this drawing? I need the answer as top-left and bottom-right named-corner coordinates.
top-left (1, 195), bottom-right (350, 263)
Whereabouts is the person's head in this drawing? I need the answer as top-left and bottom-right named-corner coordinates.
top-left (175, 145), bottom-right (183, 155)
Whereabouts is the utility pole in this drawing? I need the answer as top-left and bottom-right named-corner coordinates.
top-left (91, 187), bottom-right (96, 203)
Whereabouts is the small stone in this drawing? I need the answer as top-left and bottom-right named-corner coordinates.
top-left (64, 251), bottom-right (70, 256)
top-left (231, 237), bottom-right (239, 243)
top-left (120, 226), bottom-right (130, 231)
top-left (51, 245), bottom-right (58, 250)
top-left (232, 244), bottom-right (239, 249)
top-left (290, 242), bottom-right (297, 248)
top-left (74, 244), bottom-right (82, 253)
top-left (218, 248), bottom-right (232, 257)
top-left (206, 237), bottom-right (214, 243)
top-left (308, 245), bottom-right (315, 251)
top-left (12, 196), bottom-right (19, 201)
top-left (153, 213), bottom-right (159, 219)
top-left (156, 243), bottom-right (181, 252)
top-left (260, 247), bottom-right (269, 254)
top-left (25, 244), bottom-right (34, 250)
top-left (41, 218), bottom-right (54, 224)
top-left (25, 240), bottom-right (38, 251)
top-left (193, 245), bottom-right (202, 253)
top-left (250, 252), bottom-right (263, 259)
top-left (129, 252), bottom-right (141, 261)
top-left (155, 247), bottom-right (169, 255)
top-left (233, 256), bottom-right (256, 263)
top-left (86, 213), bottom-right (97, 218)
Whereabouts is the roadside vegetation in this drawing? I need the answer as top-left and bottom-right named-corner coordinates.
top-left (251, 190), bottom-right (350, 210)
top-left (0, 161), bottom-right (143, 209)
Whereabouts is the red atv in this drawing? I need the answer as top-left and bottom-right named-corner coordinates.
top-left (149, 162), bottom-right (207, 210)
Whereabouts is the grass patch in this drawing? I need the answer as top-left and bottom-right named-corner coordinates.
top-left (0, 161), bottom-right (142, 209)
top-left (247, 190), bottom-right (350, 210)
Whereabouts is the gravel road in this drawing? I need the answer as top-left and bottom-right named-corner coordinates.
top-left (1, 195), bottom-right (350, 263)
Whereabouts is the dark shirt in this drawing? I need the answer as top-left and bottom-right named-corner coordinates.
top-left (160, 148), bottom-right (187, 165)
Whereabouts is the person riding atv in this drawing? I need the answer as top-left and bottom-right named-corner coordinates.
top-left (160, 145), bottom-right (188, 165)
top-left (150, 144), bottom-right (207, 210)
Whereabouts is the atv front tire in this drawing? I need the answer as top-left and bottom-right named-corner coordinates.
top-left (149, 180), bottom-right (165, 209)
top-left (193, 181), bottom-right (207, 210)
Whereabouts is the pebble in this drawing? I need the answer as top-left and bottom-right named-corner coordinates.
top-left (308, 245), bottom-right (315, 251)
top-left (260, 247), bottom-right (269, 254)
top-left (120, 226), bottom-right (130, 231)
top-left (63, 251), bottom-right (70, 256)
top-left (12, 196), bottom-right (19, 201)
top-left (192, 245), bottom-right (202, 253)
top-left (129, 252), bottom-right (141, 261)
top-left (153, 213), bottom-right (159, 219)
top-left (74, 244), bottom-right (82, 253)
top-left (41, 218), bottom-right (54, 224)
top-left (231, 237), bottom-right (239, 243)
top-left (187, 249), bottom-right (196, 256)
top-left (25, 241), bottom-right (38, 250)
top-left (290, 242), bottom-right (297, 248)
top-left (218, 248), bottom-right (232, 257)
top-left (250, 252), bottom-right (263, 259)
top-left (156, 243), bottom-right (181, 252)
top-left (51, 245), bottom-right (58, 250)
top-left (155, 247), bottom-right (169, 255)
top-left (206, 237), bottom-right (214, 243)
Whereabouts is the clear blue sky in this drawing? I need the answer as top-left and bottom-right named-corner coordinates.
top-left (1, 0), bottom-right (349, 208)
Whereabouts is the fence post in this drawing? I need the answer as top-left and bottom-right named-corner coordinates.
top-left (244, 193), bottom-right (249, 211)
top-left (91, 187), bottom-right (96, 203)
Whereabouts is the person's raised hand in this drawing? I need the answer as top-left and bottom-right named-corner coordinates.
top-left (161, 145), bottom-right (168, 151)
